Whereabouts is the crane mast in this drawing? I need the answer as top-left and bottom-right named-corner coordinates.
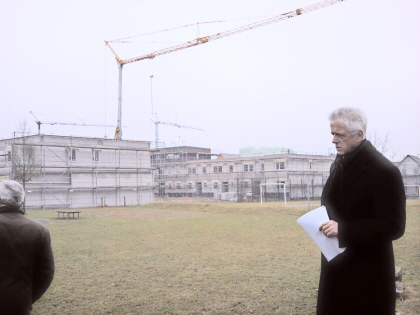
top-left (105, 0), bottom-right (345, 139)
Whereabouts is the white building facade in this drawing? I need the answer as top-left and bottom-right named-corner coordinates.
top-left (152, 146), bottom-right (335, 201)
top-left (0, 135), bottom-right (154, 209)
top-left (397, 155), bottom-right (420, 198)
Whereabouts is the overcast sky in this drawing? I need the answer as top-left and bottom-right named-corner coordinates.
top-left (1, 0), bottom-right (419, 160)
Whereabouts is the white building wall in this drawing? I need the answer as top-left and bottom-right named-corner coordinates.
top-left (0, 135), bottom-right (154, 209)
top-left (155, 150), bottom-right (334, 201)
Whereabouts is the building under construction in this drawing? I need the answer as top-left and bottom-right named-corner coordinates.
top-left (151, 145), bottom-right (335, 202)
top-left (0, 135), bottom-right (154, 209)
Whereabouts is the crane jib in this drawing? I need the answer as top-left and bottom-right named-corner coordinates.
top-left (118, 0), bottom-right (345, 66)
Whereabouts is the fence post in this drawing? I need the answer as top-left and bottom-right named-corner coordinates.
top-left (307, 180), bottom-right (310, 212)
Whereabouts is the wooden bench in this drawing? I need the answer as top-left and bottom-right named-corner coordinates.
top-left (57, 211), bottom-right (81, 220)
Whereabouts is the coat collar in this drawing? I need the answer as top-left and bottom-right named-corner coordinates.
top-left (341, 140), bottom-right (376, 185)
top-left (0, 205), bottom-right (24, 214)
top-left (342, 139), bottom-right (368, 165)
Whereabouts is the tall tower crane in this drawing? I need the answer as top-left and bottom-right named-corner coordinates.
top-left (30, 111), bottom-right (120, 136)
top-left (105, 0), bottom-right (346, 139)
top-left (151, 113), bottom-right (204, 149)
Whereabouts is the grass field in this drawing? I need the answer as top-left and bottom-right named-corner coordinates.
top-left (26, 200), bottom-right (420, 315)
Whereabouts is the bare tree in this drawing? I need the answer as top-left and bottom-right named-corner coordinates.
top-left (368, 131), bottom-right (400, 161)
top-left (11, 121), bottom-right (42, 212)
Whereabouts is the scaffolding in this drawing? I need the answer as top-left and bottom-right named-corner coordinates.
top-left (151, 145), bottom-right (335, 202)
top-left (0, 135), bottom-right (154, 209)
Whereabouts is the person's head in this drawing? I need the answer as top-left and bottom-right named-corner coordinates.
top-left (328, 107), bottom-right (367, 155)
top-left (0, 180), bottom-right (25, 207)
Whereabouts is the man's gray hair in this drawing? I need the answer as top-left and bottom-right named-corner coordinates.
top-left (329, 107), bottom-right (367, 137)
top-left (0, 180), bottom-right (25, 207)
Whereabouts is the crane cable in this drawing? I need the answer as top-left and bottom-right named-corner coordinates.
top-left (104, 44), bottom-right (108, 138)
top-left (107, 15), bottom-right (277, 43)
top-left (150, 75), bottom-right (154, 115)
top-left (149, 59), bottom-right (154, 114)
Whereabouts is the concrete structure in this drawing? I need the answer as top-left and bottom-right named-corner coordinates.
top-left (0, 135), bottom-right (154, 209)
top-left (397, 155), bottom-right (420, 198)
top-left (152, 146), bottom-right (335, 201)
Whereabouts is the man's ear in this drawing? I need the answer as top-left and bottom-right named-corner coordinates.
top-left (357, 130), bottom-right (364, 142)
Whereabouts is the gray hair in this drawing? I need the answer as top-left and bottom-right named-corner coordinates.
top-left (329, 107), bottom-right (367, 137)
top-left (0, 180), bottom-right (25, 207)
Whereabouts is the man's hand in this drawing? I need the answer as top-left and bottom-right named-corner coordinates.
top-left (319, 220), bottom-right (338, 238)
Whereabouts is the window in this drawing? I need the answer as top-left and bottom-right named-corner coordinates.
top-left (261, 163), bottom-right (264, 171)
top-left (94, 150), bottom-right (100, 162)
top-left (213, 166), bottom-right (223, 173)
top-left (244, 164), bottom-right (254, 172)
top-left (229, 165), bottom-right (233, 172)
top-left (168, 183), bottom-right (172, 190)
top-left (203, 182), bottom-right (207, 188)
top-left (276, 162), bottom-right (285, 170)
top-left (158, 169), bottom-right (164, 175)
top-left (202, 167), bottom-right (206, 174)
top-left (277, 180), bottom-right (285, 188)
top-left (176, 183), bottom-right (181, 189)
top-left (244, 181), bottom-right (249, 189)
top-left (69, 148), bottom-right (77, 161)
top-left (188, 167), bottom-right (196, 174)
top-left (187, 182), bottom-right (192, 189)
top-left (214, 182), bottom-right (218, 189)
top-left (7, 151), bottom-right (11, 162)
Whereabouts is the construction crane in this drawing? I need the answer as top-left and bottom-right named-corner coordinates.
top-left (151, 113), bottom-right (204, 149)
top-left (30, 111), bottom-right (121, 136)
top-left (105, 0), bottom-right (346, 139)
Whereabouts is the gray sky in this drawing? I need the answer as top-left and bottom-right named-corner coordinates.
top-left (1, 0), bottom-right (419, 159)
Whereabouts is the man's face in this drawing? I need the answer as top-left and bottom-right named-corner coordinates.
top-left (330, 120), bottom-right (362, 155)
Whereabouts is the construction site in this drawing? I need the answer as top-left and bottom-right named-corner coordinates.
top-left (0, 134), bottom-right (334, 209)
top-left (151, 145), bottom-right (335, 202)
top-left (2, 0), bottom-right (418, 209)
top-left (2, 130), bottom-right (417, 210)
top-left (105, 0), bottom-right (343, 204)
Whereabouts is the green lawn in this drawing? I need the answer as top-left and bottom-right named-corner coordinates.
top-left (26, 200), bottom-right (420, 315)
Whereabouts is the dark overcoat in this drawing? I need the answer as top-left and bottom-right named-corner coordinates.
top-left (317, 140), bottom-right (406, 315)
top-left (0, 205), bottom-right (55, 315)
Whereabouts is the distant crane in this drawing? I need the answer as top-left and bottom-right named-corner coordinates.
top-left (105, 0), bottom-right (345, 139)
top-left (151, 113), bottom-right (203, 148)
top-left (30, 111), bottom-right (121, 136)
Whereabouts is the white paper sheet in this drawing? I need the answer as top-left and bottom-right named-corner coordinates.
top-left (296, 206), bottom-right (346, 262)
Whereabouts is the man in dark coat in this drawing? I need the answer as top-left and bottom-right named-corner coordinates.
top-left (317, 107), bottom-right (406, 315)
top-left (0, 180), bottom-right (55, 315)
